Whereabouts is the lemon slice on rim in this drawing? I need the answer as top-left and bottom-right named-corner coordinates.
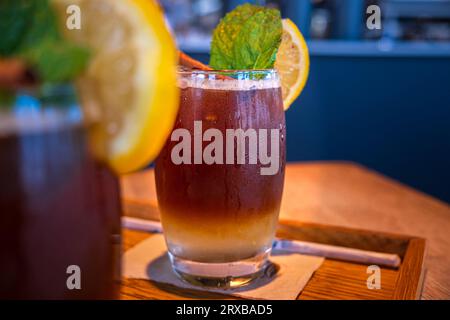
top-left (52, 0), bottom-right (179, 174)
top-left (275, 19), bottom-right (310, 110)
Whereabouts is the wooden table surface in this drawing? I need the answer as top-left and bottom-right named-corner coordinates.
top-left (121, 161), bottom-right (450, 300)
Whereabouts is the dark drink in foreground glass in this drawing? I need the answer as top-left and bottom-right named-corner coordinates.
top-left (155, 69), bottom-right (286, 288)
top-left (0, 89), bottom-right (121, 299)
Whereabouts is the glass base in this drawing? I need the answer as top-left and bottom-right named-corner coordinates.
top-left (168, 249), bottom-right (271, 289)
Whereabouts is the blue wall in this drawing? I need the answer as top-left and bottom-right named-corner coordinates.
top-left (186, 45), bottom-right (450, 203)
top-left (288, 53), bottom-right (450, 203)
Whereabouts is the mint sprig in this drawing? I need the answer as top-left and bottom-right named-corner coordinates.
top-left (210, 4), bottom-right (282, 70)
top-left (22, 41), bottom-right (90, 83)
top-left (0, 0), bottom-right (90, 83)
top-left (0, 0), bottom-right (32, 56)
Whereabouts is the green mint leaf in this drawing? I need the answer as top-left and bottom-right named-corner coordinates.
top-left (210, 4), bottom-right (282, 70)
top-left (210, 3), bottom-right (263, 69)
top-left (0, 0), bottom-right (33, 56)
top-left (233, 8), bottom-right (282, 69)
top-left (18, 0), bottom-right (61, 52)
top-left (22, 41), bottom-right (90, 83)
top-left (1, 0), bottom-right (90, 83)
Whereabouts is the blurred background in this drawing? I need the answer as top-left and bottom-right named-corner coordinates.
top-left (161, 0), bottom-right (450, 203)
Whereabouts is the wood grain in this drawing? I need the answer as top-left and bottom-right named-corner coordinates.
top-left (120, 221), bottom-right (424, 300)
top-left (120, 162), bottom-right (450, 299)
top-left (298, 260), bottom-right (398, 300)
top-left (392, 238), bottom-right (427, 299)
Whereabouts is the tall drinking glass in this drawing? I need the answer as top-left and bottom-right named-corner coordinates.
top-left (155, 69), bottom-right (286, 288)
top-left (0, 86), bottom-right (121, 299)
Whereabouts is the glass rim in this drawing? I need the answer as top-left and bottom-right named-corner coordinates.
top-left (0, 84), bottom-right (84, 135)
top-left (177, 68), bottom-right (278, 76)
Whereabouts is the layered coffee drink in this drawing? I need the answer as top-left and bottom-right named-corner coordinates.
top-left (155, 69), bottom-right (285, 287)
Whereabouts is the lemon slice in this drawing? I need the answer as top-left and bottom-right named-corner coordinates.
top-left (52, 0), bottom-right (179, 174)
top-left (275, 19), bottom-right (310, 110)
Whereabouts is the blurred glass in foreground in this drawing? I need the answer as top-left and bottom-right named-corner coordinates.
top-left (0, 87), bottom-right (121, 299)
top-left (0, 0), bottom-right (179, 299)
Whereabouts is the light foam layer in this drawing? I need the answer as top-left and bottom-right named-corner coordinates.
top-left (161, 208), bottom-right (279, 262)
top-left (178, 77), bottom-right (281, 91)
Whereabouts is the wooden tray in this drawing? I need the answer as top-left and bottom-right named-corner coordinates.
top-left (120, 217), bottom-right (426, 300)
